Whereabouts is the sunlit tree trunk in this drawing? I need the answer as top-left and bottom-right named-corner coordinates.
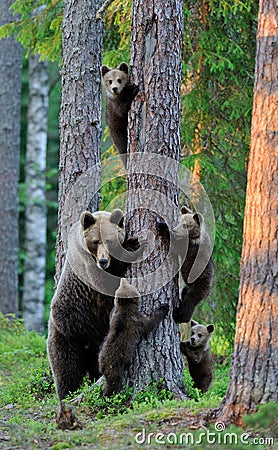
top-left (218, 0), bottom-right (278, 424)
top-left (0, 0), bottom-right (21, 315)
top-left (126, 0), bottom-right (185, 398)
top-left (55, 0), bottom-right (103, 283)
top-left (22, 53), bottom-right (48, 333)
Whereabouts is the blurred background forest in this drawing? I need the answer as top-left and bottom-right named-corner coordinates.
top-left (1, 0), bottom-right (258, 353)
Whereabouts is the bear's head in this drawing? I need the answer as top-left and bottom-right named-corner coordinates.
top-left (189, 319), bottom-right (214, 348)
top-left (114, 278), bottom-right (140, 309)
top-left (173, 206), bottom-right (204, 243)
top-left (80, 209), bottom-right (125, 271)
top-left (101, 62), bottom-right (129, 99)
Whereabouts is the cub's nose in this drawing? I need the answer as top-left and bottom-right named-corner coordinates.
top-left (98, 258), bottom-right (109, 269)
top-left (112, 87), bottom-right (118, 94)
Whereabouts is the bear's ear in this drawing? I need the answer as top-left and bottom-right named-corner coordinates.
top-left (80, 211), bottom-right (96, 230)
top-left (181, 206), bottom-right (192, 215)
top-left (110, 209), bottom-right (124, 228)
top-left (118, 62), bottom-right (129, 74)
top-left (191, 319), bottom-right (198, 327)
top-left (207, 324), bottom-right (214, 334)
top-left (101, 65), bottom-right (111, 77)
top-left (193, 212), bottom-right (203, 227)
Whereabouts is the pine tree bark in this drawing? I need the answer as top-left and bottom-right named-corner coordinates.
top-left (0, 0), bottom-right (21, 315)
top-left (218, 0), bottom-right (278, 424)
top-left (126, 0), bottom-right (185, 397)
top-left (55, 0), bottom-right (103, 283)
top-left (22, 54), bottom-right (48, 333)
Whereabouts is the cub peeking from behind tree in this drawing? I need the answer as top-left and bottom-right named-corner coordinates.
top-left (157, 206), bottom-right (214, 323)
top-left (98, 278), bottom-right (169, 396)
top-left (101, 62), bottom-right (139, 167)
top-left (180, 320), bottom-right (214, 393)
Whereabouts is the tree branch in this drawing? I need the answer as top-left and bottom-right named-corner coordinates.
top-left (96, 0), bottom-right (114, 20)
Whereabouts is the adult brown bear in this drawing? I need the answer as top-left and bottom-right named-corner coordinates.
top-left (47, 209), bottom-right (143, 401)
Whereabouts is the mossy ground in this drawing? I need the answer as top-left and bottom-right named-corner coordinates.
top-left (0, 314), bottom-right (277, 449)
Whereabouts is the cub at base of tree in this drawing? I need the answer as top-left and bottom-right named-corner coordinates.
top-left (157, 206), bottom-right (214, 323)
top-left (180, 320), bottom-right (214, 393)
top-left (101, 62), bottom-right (139, 167)
top-left (98, 278), bottom-right (169, 396)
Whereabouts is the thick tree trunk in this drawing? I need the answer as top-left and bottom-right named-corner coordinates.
top-left (0, 1), bottom-right (21, 315)
top-left (55, 0), bottom-right (103, 283)
top-left (218, 0), bottom-right (278, 424)
top-left (22, 54), bottom-right (48, 333)
top-left (126, 0), bottom-right (185, 398)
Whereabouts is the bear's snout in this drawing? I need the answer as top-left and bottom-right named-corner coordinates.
top-left (98, 258), bottom-right (109, 270)
top-left (112, 86), bottom-right (118, 94)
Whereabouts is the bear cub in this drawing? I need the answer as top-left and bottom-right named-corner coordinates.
top-left (157, 206), bottom-right (214, 323)
top-left (101, 62), bottom-right (139, 167)
top-left (180, 320), bottom-right (214, 393)
top-left (98, 278), bottom-right (169, 396)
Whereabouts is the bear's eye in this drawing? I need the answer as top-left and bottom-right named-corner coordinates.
top-left (117, 79), bottom-right (122, 84)
top-left (92, 240), bottom-right (99, 246)
top-left (183, 223), bottom-right (187, 229)
top-left (109, 80), bottom-right (112, 85)
top-left (198, 333), bottom-right (202, 338)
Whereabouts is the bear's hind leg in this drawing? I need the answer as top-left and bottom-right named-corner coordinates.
top-left (173, 286), bottom-right (198, 323)
top-left (48, 330), bottom-right (86, 401)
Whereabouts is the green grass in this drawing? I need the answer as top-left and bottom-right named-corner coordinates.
top-left (0, 313), bottom-right (277, 449)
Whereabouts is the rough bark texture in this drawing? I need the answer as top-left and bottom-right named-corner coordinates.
top-left (0, 1), bottom-right (21, 315)
top-left (218, 0), bottom-right (278, 424)
top-left (22, 54), bottom-right (48, 332)
top-left (55, 0), bottom-right (103, 283)
top-left (126, 0), bottom-right (185, 397)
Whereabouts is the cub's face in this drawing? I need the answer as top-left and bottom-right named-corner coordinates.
top-left (189, 320), bottom-right (214, 348)
top-left (101, 62), bottom-right (129, 99)
top-left (80, 210), bottom-right (125, 270)
top-left (173, 208), bottom-right (203, 242)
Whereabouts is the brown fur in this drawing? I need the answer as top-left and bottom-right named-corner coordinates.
top-left (98, 278), bottom-right (169, 396)
top-left (101, 62), bottom-right (139, 167)
top-left (47, 209), bottom-right (143, 401)
top-left (180, 320), bottom-right (214, 393)
top-left (157, 206), bottom-right (214, 323)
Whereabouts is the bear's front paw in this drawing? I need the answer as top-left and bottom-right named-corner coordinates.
top-left (156, 304), bottom-right (169, 318)
top-left (156, 219), bottom-right (169, 239)
top-left (131, 83), bottom-right (139, 96)
top-left (180, 341), bottom-right (186, 354)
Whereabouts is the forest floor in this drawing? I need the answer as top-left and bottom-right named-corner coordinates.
top-left (0, 314), bottom-right (277, 450)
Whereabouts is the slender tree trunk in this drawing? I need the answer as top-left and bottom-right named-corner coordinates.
top-left (55, 0), bottom-right (103, 283)
top-left (0, 0), bottom-right (21, 315)
top-left (218, 0), bottom-right (278, 424)
top-left (22, 54), bottom-right (48, 333)
top-left (126, 0), bottom-right (185, 398)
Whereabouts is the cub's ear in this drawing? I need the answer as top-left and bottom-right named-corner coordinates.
top-left (207, 324), bottom-right (214, 334)
top-left (193, 212), bottom-right (204, 227)
top-left (110, 209), bottom-right (124, 228)
top-left (191, 319), bottom-right (198, 327)
top-left (118, 62), bottom-right (129, 74)
top-left (101, 65), bottom-right (111, 77)
top-left (181, 206), bottom-right (192, 215)
top-left (80, 211), bottom-right (95, 230)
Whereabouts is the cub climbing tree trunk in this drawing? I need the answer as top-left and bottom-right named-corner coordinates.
top-left (126, 0), bottom-right (185, 397)
top-left (218, 0), bottom-right (278, 423)
top-left (55, 0), bottom-right (103, 283)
